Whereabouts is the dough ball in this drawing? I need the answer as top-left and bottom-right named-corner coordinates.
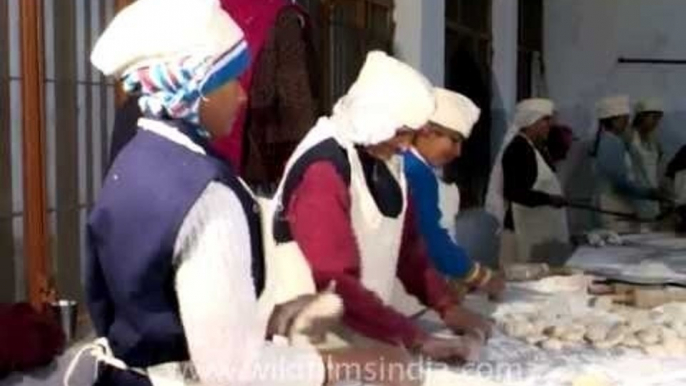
top-left (502, 318), bottom-right (534, 339)
top-left (669, 322), bottom-right (686, 339)
top-left (593, 325), bottom-right (626, 349)
top-left (622, 333), bottom-right (642, 348)
top-left (643, 344), bottom-right (668, 357)
top-left (661, 326), bottom-right (679, 341)
top-left (637, 326), bottom-right (663, 346)
top-left (561, 325), bottom-right (587, 342)
top-left (544, 323), bottom-right (572, 339)
top-left (649, 310), bottom-right (669, 324)
top-left (585, 323), bottom-right (611, 343)
top-left (663, 337), bottom-right (686, 357)
top-left (540, 338), bottom-right (565, 351)
top-left (589, 296), bottom-right (614, 311)
top-left (626, 311), bottom-right (652, 332)
top-left (525, 335), bottom-right (547, 345)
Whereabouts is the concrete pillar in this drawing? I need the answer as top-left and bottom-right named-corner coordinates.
top-left (491, 0), bottom-right (518, 159)
top-left (394, 0), bottom-right (445, 86)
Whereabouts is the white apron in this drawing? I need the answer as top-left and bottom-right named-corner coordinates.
top-left (596, 147), bottom-right (640, 234)
top-left (261, 125), bottom-right (406, 311)
top-left (410, 149), bottom-right (460, 240)
top-left (632, 131), bottom-right (661, 220)
top-left (511, 135), bottom-right (570, 263)
top-left (437, 178), bottom-right (460, 243)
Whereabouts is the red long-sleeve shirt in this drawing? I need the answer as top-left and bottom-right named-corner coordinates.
top-left (286, 161), bottom-right (453, 347)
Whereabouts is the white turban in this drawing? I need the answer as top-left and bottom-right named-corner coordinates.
top-left (429, 88), bottom-right (481, 139)
top-left (513, 98), bottom-right (555, 128)
top-left (635, 98), bottom-right (665, 114)
top-left (331, 51), bottom-right (435, 145)
top-left (91, 0), bottom-right (245, 77)
top-left (485, 98), bottom-right (555, 228)
top-left (596, 95), bottom-right (631, 119)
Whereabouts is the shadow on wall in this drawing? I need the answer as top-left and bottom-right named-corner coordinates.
top-left (444, 60), bottom-right (507, 269)
top-left (553, 104), bottom-right (600, 235)
top-left (560, 139), bottom-right (598, 235)
top-left (443, 42), bottom-right (493, 208)
top-left (660, 110), bottom-right (686, 161)
top-left (490, 82), bottom-right (508, 168)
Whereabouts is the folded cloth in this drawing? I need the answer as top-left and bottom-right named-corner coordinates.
top-left (0, 303), bottom-right (65, 377)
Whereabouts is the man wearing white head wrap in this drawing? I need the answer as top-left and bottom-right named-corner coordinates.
top-left (81, 1), bottom-right (343, 386)
top-left (265, 52), bottom-right (487, 364)
top-left (403, 88), bottom-right (505, 301)
top-left (629, 98), bottom-right (667, 221)
top-left (485, 98), bottom-right (570, 265)
top-left (591, 95), bottom-right (662, 232)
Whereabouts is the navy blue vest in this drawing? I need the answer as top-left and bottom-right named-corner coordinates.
top-left (273, 139), bottom-right (402, 242)
top-left (86, 120), bottom-right (265, 369)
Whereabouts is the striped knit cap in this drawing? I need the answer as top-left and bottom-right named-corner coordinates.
top-left (91, 0), bottom-right (249, 132)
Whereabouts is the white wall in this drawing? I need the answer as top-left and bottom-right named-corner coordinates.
top-left (396, 0), bottom-right (518, 161)
top-left (394, 0), bottom-right (445, 85)
top-left (545, 0), bottom-right (686, 232)
top-left (491, 0), bottom-right (519, 162)
top-left (545, 0), bottom-right (686, 159)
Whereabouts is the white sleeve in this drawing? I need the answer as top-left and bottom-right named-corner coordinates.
top-left (174, 182), bottom-right (325, 386)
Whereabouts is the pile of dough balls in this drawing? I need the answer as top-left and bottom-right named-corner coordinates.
top-left (585, 230), bottom-right (623, 248)
top-left (498, 301), bottom-right (686, 357)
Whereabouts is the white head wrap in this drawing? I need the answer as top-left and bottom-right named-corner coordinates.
top-left (330, 51), bottom-right (435, 146)
top-left (271, 51), bottom-right (435, 218)
top-left (91, 0), bottom-right (244, 77)
top-left (596, 95), bottom-right (631, 119)
top-left (429, 88), bottom-right (481, 139)
top-left (485, 98), bottom-right (555, 228)
top-left (635, 98), bottom-right (665, 114)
